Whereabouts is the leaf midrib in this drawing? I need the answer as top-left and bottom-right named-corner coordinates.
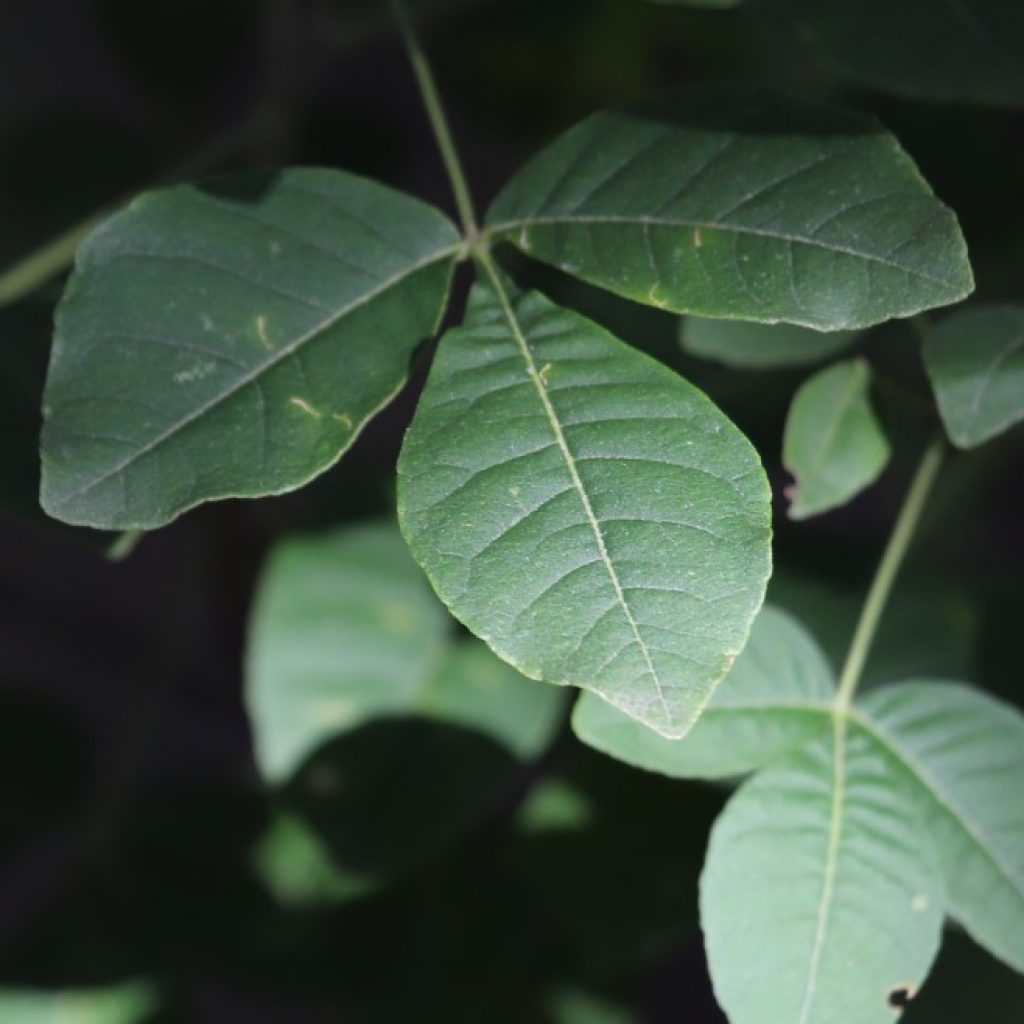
top-left (476, 258), bottom-right (675, 731)
top-left (49, 244), bottom-right (461, 510)
top-left (486, 215), bottom-right (957, 290)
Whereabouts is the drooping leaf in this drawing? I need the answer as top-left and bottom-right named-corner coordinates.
top-left (40, 169), bottom-right (460, 529)
top-left (0, 983), bottom-right (157, 1024)
top-left (680, 316), bottom-right (859, 369)
top-left (756, 0), bottom-right (1024, 108)
top-left (922, 304), bottom-right (1024, 448)
top-left (701, 727), bottom-right (945, 1024)
top-left (246, 521), bottom-right (564, 876)
top-left (398, 271), bottom-right (771, 739)
top-left (487, 85), bottom-right (973, 330)
top-left (247, 521), bottom-right (450, 782)
top-left (572, 604), bottom-right (833, 778)
top-left (783, 358), bottom-right (890, 519)
top-left (856, 682), bottom-right (1024, 973)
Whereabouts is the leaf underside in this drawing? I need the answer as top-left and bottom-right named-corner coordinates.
top-left (680, 316), bottom-right (859, 369)
top-left (40, 168), bottom-right (460, 529)
top-left (488, 85), bottom-right (973, 330)
top-left (399, 273), bottom-right (771, 739)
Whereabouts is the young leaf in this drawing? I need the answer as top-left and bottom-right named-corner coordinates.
top-left (922, 304), bottom-right (1024, 448)
top-left (246, 521), bottom-right (450, 782)
top-left (701, 727), bottom-right (945, 1024)
top-left (783, 358), bottom-right (890, 519)
top-left (856, 682), bottom-right (1024, 973)
top-left (40, 169), bottom-right (460, 530)
top-left (398, 272), bottom-right (771, 739)
top-left (487, 85), bottom-right (973, 330)
top-left (680, 316), bottom-right (859, 369)
top-left (758, 0), bottom-right (1024, 109)
top-left (572, 604), bottom-right (833, 778)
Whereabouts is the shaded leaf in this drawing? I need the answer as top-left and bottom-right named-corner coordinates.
top-left (783, 358), bottom-right (890, 519)
top-left (701, 727), bottom-right (944, 1024)
top-left (757, 0), bottom-right (1024, 108)
top-left (40, 169), bottom-right (460, 529)
top-left (856, 682), bottom-right (1024, 973)
top-left (572, 604), bottom-right (833, 778)
top-left (398, 272), bottom-right (771, 739)
top-left (680, 316), bottom-right (858, 369)
top-left (922, 304), bottom-right (1024, 448)
top-left (487, 85), bottom-right (973, 330)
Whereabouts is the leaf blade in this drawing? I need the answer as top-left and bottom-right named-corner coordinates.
top-left (856, 682), bottom-right (1024, 972)
top-left (922, 304), bottom-right (1024, 448)
top-left (487, 86), bottom-right (973, 330)
top-left (783, 358), bottom-right (890, 519)
top-left (40, 169), bottom-right (460, 529)
top-left (680, 316), bottom-right (859, 369)
top-left (701, 726), bottom-right (945, 1024)
top-left (398, 272), bottom-right (771, 738)
top-left (572, 604), bottom-right (834, 778)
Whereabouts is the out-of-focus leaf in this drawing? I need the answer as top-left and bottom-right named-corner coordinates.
top-left (680, 316), bottom-right (858, 369)
top-left (923, 304), bottom-right (1024, 448)
top-left (0, 982), bottom-right (157, 1024)
top-left (399, 272), bottom-right (771, 739)
top-left (488, 85), bottom-right (973, 330)
top-left (783, 358), bottom-right (890, 519)
top-left (756, 0), bottom-right (1024, 108)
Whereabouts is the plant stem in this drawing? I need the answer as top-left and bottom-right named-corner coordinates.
top-left (0, 107), bottom-right (280, 308)
top-left (834, 436), bottom-right (945, 710)
top-left (389, 0), bottom-right (479, 242)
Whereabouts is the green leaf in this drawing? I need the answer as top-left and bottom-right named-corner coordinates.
top-left (783, 358), bottom-right (890, 519)
top-left (572, 604), bottom-right (833, 778)
top-left (680, 316), bottom-right (859, 369)
top-left (856, 682), bottom-right (1024, 973)
top-left (0, 983), bottom-right (157, 1024)
top-left (701, 727), bottom-right (945, 1024)
top-left (247, 521), bottom-right (565, 876)
top-left (758, 0), bottom-right (1024, 109)
top-left (247, 521), bottom-right (450, 783)
top-left (398, 271), bottom-right (771, 739)
top-left (487, 85), bottom-right (973, 330)
top-left (40, 169), bottom-right (460, 530)
top-left (922, 304), bottom-right (1024, 448)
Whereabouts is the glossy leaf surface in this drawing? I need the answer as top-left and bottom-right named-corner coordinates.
top-left (680, 316), bottom-right (858, 369)
top-left (488, 86), bottom-right (973, 330)
top-left (922, 304), bottom-right (1024, 448)
top-left (399, 273), bottom-right (771, 738)
top-left (572, 605), bottom-right (833, 778)
top-left (40, 169), bottom-right (460, 529)
top-left (783, 358), bottom-right (890, 519)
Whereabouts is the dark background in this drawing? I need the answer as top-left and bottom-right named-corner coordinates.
top-left (1, 1), bottom-right (1023, 1021)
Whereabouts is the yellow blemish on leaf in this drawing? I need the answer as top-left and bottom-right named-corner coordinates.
top-left (289, 396), bottom-right (322, 418)
top-left (518, 225), bottom-right (532, 250)
top-left (537, 362), bottom-right (553, 386)
top-left (647, 284), bottom-right (669, 309)
top-left (693, 227), bottom-right (704, 248)
top-left (332, 412), bottom-right (353, 430)
top-left (255, 315), bottom-right (272, 349)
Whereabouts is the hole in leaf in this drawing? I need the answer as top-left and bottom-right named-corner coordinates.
top-left (887, 985), bottom-right (916, 1011)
